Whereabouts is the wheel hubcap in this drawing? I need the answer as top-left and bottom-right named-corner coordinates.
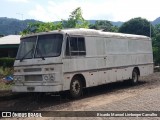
top-left (72, 80), bottom-right (80, 94)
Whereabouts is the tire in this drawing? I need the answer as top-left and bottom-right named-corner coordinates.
top-left (131, 69), bottom-right (139, 85)
top-left (70, 77), bottom-right (83, 99)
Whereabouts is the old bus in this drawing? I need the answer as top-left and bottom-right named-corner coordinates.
top-left (12, 28), bottom-right (153, 98)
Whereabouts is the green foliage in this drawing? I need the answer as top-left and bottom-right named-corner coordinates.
top-left (0, 67), bottom-right (13, 90)
top-left (21, 7), bottom-right (88, 35)
top-left (0, 17), bottom-right (124, 35)
top-left (0, 81), bottom-right (13, 90)
top-left (151, 24), bottom-right (160, 65)
top-left (152, 33), bottom-right (160, 65)
top-left (21, 22), bottom-right (62, 35)
top-left (0, 67), bottom-right (13, 76)
top-left (89, 20), bottom-right (119, 32)
top-left (111, 26), bottom-right (119, 32)
top-left (154, 24), bottom-right (160, 34)
top-left (0, 58), bottom-right (15, 68)
top-left (62, 7), bottom-right (89, 28)
top-left (119, 17), bottom-right (154, 37)
top-left (93, 20), bottom-right (112, 31)
top-left (0, 58), bottom-right (14, 77)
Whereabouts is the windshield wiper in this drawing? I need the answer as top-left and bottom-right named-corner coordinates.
top-left (36, 46), bottom-right (45, 60)
top-left (20, 46), bottom-right (35, 62)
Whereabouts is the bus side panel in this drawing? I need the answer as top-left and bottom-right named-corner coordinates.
top-left (62, 36), bottom-right (153, 91)
top-left (139, 64), bottom-right (154, 77)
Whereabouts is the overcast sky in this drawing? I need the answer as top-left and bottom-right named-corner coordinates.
top-left (1, 0), bottom-right (160, 22)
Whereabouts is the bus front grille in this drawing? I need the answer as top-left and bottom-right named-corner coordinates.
top-left (24, 68), bottom-right (42, 72)
top-left (25, 75), bottom-right (43, 81)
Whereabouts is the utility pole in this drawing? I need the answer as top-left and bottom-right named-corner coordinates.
top-left (150, 21), bottom-right (152, 38)
top-left (16, 13), bottom-right (24, 35)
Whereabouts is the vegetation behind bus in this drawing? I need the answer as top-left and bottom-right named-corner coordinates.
top-left (0, 58), bottom-right (14, 91)
top-left (1, 7), bottom-right (160, 92)
top-left (0, 58), bottom-right (14, 81)
top-left (19, 7), bottom-right (160, 65)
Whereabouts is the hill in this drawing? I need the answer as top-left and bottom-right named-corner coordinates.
top-left (0, 18), bottom-right (124, 35)
top-left (0, 17), bottom-right (160, 35)
top-left (0, 17), bottom-right (40, 35)
top-left (152, 17), bottom-right (160, 25)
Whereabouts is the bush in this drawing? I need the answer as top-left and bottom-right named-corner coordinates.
top-left (0, 67), bottom-right (13, 77)
top-left (0, 58), bottom-right (15, 68)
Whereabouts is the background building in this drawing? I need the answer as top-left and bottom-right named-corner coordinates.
top-left (0, 35), bottom-right (20, 58)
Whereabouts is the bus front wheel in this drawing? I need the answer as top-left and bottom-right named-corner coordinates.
top-left (70, 77), bottom-right (83, 99)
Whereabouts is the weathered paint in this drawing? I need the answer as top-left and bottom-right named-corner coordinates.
top-left (12, 28), bottom-right (153, 92)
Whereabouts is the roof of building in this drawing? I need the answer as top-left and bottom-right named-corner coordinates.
top-left (0, 35), bottom-right (21, 45)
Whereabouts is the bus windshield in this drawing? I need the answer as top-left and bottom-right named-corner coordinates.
top-left (16, 34), bottom-right (63, 60)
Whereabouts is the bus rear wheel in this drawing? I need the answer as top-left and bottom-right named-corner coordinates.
top-left (70, 77), bottom-right (82, 99)
top-left (131, 69), bottom-right (139, 85)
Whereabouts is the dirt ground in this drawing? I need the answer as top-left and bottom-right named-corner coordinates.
top-left (1, 72), bottom-right (160, 120)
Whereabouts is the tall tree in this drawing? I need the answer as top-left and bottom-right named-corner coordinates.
top-left (154, 24), bottom-right (160, 35)
top-left (62, 7), bottom-right (89, 28)
top-left (119, 17), bottom-right (154, 37)
top-left (21, 7), bottom-right (88, 35)
top-left (152, 33), bottom-right (160, 65)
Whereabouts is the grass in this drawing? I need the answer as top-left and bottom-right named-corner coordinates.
top-left (0, 80), bottom-right (13, 91)
top-left (0, 67), bottom-right (14, 91)
top-left (0, 67), bottom-right (13, 77)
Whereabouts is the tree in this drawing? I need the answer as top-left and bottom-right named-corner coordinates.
top-left (154, 24), bottom-right (160, 35)
top-left (62, 7), bottom-right (89, 28)
top-left (21, 22), bottom-right (62, 35)
top-left (21, 7), bottom-right (88, 35)
top-left (152, 33), bottom-right (160, 65)
top-left (89, 20), bottom-right (119, 32)
top-left (119, 17), bottom-right (154, 37)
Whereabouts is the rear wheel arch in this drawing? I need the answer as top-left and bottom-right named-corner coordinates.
top-left (133, 67), bottom-right (140, 76)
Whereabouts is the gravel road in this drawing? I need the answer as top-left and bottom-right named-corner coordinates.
top-left (1, 72), bottom-right (160, 120)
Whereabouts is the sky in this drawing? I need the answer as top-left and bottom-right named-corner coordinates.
top-left (0, 0), bottom-right (160, 22)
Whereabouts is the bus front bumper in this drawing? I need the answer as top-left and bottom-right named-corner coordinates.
top-left (12, 85), bottom-right (62, 92)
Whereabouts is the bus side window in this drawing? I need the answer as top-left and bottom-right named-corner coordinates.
top-left (70, 37), bottom-right (79, 56)
top-left (78, 37), bottom-right (86, 55)
top-left (65, 37), bottom-right (86, 56)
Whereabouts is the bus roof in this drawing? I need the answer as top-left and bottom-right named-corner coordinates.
top-left (21, 28), bottom-right (150, 40)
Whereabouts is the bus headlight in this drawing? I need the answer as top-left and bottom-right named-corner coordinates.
top-left (43, 74), bottom-right (55, 81)
top-left (14, 76), bottom-right (18, 81)
top-left (14, 76), bottom-right (23, 82)
top-left (43, 75), bottom-right (49, 81)
top-left (49, 74), bottom-right (55, 81)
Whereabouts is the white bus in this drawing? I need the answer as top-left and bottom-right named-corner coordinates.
top-left (12, 28), bottom-right (153, 98)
